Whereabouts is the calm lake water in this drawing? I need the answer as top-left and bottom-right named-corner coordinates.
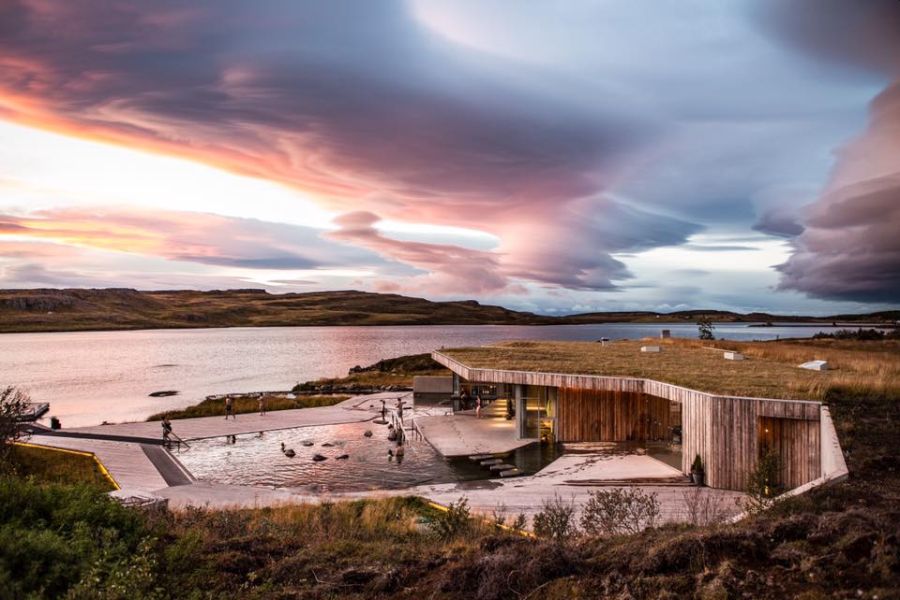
top-left (0, 323), bottom-right (846, 427)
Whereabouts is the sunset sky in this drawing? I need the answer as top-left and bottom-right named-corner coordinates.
top-left (1, 1), bottom-right (898, 315)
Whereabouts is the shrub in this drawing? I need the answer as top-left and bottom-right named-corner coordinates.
top-left (580, 488), bottom-right (661, 536)
top-left (682, 486), bottom-right (734, 526)
top-left (0, 386), bottom-right (28, 469)
top-left (741, 449), bottom-right (781, 514)
top-left (429, 497), bottom-right (471, 540)
top-left (532, 495), bottom-right (578, 540)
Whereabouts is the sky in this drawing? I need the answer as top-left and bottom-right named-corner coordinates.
top-left (0, 0), bottom-right (898, 315)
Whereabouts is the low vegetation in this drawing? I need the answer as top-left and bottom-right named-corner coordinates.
top-left (294, 352), bottom-right (449, 390)
top-left (146, 394), bottom-right (348, 421)
top-left (6, 444), bottom-right (115, 491)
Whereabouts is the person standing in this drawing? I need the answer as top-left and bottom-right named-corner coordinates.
top-left (475, 394), bottom-right (483, 419)
top-left (161, 415), bottom-right (173, 446)
top-left (258, 396), bottom-right (267, 416)
top-left (224, 396), bottom-right (236, 420)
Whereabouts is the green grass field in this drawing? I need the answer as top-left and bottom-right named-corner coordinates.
top-left (8, 444), bottom-right (115, 491)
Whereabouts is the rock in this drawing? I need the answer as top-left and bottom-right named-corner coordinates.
top-left (149, 390), bottom-right (178, 397)
top-left (364, 430), bottom-right (373, 437)
top-left (321, 442), bottom-right (334, 447)
top-left (336, 454), bottom-right (350, 460)
top-left (312, 454), bottom-right (327, 462)
top-left (302, 441), bottom-right (314, 447)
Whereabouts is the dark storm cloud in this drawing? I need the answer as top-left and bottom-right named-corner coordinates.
top-left (755, 0), bottom-right (900, 302)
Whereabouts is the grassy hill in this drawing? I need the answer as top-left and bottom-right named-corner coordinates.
top-left (0, 288), bottom-right (896, 333)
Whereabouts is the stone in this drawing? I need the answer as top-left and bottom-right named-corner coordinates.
top-left (724, 351), bottom-right (744, 361)
top-left (799, 360), bottom-right (829, 371)
top-left (312, 454), bottom-right (327, 461)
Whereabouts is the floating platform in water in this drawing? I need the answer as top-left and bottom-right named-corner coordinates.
top-left (17, 402), bottom-right (49, 422)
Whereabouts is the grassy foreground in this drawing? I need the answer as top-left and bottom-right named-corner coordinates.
top-left (147, 395), bottom-right (348, 421)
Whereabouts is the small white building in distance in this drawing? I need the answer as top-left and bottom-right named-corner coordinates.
top-left (641, 345), bottom-right (661, 353)
top-left (799, 360), bottom-right (829, 371)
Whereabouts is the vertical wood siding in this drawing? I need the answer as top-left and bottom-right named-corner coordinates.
top-left (557, 389), bottom-right (672, 442)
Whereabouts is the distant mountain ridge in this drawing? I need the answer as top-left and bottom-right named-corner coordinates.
top-left (0, 288), bottom-right (896, 333)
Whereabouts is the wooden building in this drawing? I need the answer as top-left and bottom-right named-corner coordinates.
top-left (433, 350), bottom-right (838, 492)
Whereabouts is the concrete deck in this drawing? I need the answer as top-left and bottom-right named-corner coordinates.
top-left (413, 400), bottom-right (533, 457)
top-left (535, 453), bottom-right (685, 482)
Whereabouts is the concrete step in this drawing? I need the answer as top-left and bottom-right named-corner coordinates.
top-left (480, 458), bottom-right (504, 467)
top-left (489, 463), bottom-right (517, 472)
top-left (499, 468), bottom-right (523, 478)
top-left (468, 453), bottom-right (506, 462)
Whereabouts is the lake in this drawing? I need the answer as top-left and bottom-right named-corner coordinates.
top-left (0, 322), bottom-right (844, 427)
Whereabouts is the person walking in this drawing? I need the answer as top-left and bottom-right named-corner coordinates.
top-left (224, 396), bottom-right (236, 420)
top-left (475, 394), bottom-right (483, 419)
top-left (258, 396), bottom-right (267, 416)
top-left (161, 415), bottom-right (173, 446)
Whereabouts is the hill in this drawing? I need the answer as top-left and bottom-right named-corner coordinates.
top-left (0, 288), bottom-right (896, 333)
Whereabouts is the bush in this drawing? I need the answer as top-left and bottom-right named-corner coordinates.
top-left (0, 477), bottom-right (154, 599)
top-left (741, 449), bottom-right (781, 514)
top-left (532, 495), bottom-right (578, 541)
top-left (580, 488), bottom-right (661, 536)
top-left (429, 497), bottom-right (472, 540)
top-left (0, 386), bottom-right (28, 469)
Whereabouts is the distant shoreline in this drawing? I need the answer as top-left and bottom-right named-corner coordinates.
top-left (1, 288), bottom-right (896, 334)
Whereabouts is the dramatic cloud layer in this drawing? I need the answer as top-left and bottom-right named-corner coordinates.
top-left (756, 0), bottom-right (900, 302)
top-left (0, 1), bottom-right (897, 312)
top-left (0, 207), bottom-right (385, 271)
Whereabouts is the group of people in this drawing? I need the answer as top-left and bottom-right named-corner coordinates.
top-left (223, 395), bottom-right (269, 420)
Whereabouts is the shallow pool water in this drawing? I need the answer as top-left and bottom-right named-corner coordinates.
top-left (176, 420), bottom-right (559, 492)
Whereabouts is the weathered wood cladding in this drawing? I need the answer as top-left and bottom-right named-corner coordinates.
top-left (433, 351), bottom-right (825, 491)
top-left (557, 389), bottom-right (672, 442)
top-left (758, 416), bottom-right (821, 490)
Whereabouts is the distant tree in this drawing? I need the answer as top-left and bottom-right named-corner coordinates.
top-left (0, 386), bottom-right (29, 468)
top-left (697, 319), bottom-right (716, 340)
